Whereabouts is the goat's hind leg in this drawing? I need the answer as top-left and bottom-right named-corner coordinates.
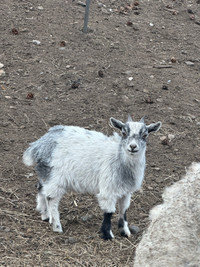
top-left (45, 185), bottom-right (65, 233)
top-left (36, 183), bottom-right (49, 222)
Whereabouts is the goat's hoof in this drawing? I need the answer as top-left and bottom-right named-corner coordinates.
top-left (53, 224), bottom-right (63, 233)
top-left (120, 230), bottom-right (130, 238)
top-left (42, 218), bottom-right (49, 222)
top-left (101, 230), bottom-right (114, 240)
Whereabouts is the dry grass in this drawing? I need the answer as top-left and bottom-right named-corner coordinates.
top-left (0, 177), bottom-right (143, 267)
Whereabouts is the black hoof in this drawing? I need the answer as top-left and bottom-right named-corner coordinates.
top-left (120, 230), bottom-right (129, 238)
top-left (43, 218), bottom-right (49, 222)
top-left (101, 233), bottom-right (113, 240)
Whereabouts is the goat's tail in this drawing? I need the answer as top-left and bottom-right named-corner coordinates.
top-left (23, 146), bottom-right (35, 166)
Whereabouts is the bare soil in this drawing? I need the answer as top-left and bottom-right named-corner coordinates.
top-left (1, 0), bottom-right (200, 266)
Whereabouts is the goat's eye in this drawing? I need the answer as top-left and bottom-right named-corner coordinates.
top-left (142, 133), bottom-right (148, 140)
top-left (122, 131), bottom-right (127, 137)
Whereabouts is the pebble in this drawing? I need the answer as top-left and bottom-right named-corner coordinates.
top-left (149, 23), bottom-right (154, 27)
top-left (162, 85), bottom-right (168, 90)
top-left (0, 69), bottom-right (5, 76)
top-left (0, 63), bottom-right (4, 69)
top-left (38, 6), bottom-right (44, 10)
top-left (77, 1), bottom-right (86, 7)
top-left (98, 70), bottom-right (104, 77)
top-left (129, 225), bottom-right (140, 234)
top-left (185, 61), bottom-right (194, 66)
top-left (65, 237), bottom-right (78, 244)
top-left (80, 215), bottom-right (93, 222)
top-left (97, 2), bottom-right (104, 8)
top-left (128, 81), bottom-right (135, 87)
top-left (32, 40), bottom-right (41, 45)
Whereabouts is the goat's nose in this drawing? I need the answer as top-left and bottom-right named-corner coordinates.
top-left (130, 144), bottom-right (137, 151)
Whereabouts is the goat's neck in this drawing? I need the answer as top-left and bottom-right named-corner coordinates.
top-left (120, 147), bottom-right (146, 167)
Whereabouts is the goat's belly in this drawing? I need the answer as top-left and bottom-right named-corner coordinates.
top-left (67, 175), bottom-right (100, 195)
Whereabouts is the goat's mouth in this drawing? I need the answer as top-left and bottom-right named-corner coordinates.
top-left (128, 149), bottom-right (139, 154)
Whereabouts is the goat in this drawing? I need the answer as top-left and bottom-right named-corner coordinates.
top-left (23, 116), bottom-right (161, 240)
top-left (134, 162), bottom-right (200, 266)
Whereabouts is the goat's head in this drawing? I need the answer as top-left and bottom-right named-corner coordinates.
top-left (110, 115), bottom-right (162, 155)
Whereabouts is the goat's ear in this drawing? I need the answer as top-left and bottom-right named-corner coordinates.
top-left (147, 121), bottom-right (162, 133)
top-left (110, 117), bottom-right (125, 131)
top-left (127, 114), bottom-right (133, 122)
top-left (140, 116), bottom-right (145, 123)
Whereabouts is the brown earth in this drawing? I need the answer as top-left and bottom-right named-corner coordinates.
top-left (0, 0), bottom-right (200, 266)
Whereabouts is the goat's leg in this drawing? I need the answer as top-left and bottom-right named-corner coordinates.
top-left (98, 195), bottom-right (116, 240)
top-left (118, 194), bottom-right (131, 237)
top-left (44, 185), bottom-right (65, 233)
top-left (36, 192), bottom-right (49, 221)
top-left (100, 212), bottom-right (114, 240)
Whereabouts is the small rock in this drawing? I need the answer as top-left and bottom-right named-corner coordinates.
top-left (171, 57), bottom-right (176, 63)
top-left (97, 2), bottom-right (104, 8)
top-left (0, 69), bottom-right (5, 76)
top-left (80, 215), bottom-right (93, 222)
top-left (181, 50), bottom-right (187, 55)
top-left (5, 95), bottom-right (11, 99)
top-left (122, 70), bottom-right (133, 75)
top-left (26, 92), bottom-right (34, 99)
top-left (32, 40), bottom-right (41, 45)
top-left (129, 225), bottom-right (140, 234)
top-left (98, 70), bottom-right (104, 77)
top-left (185, 61), bottom-right (194, 66)
top-left (172, 10), bottom-right (178, 15)
top-left (128, 81), bottom-right (135, 87)
top-left (5, 227), bottom-right (10, 232)
top-left (156, 98), bottom-right (163, 103)
top-left (187, 9), bottom-right (194, 14)
top-left (77, 1), bottom-right (86, 7)
top-left (132, 24), bottom-right (139, 31)
top-left (161, 136), bottom-right (170, 146)
top-left (128, 77), bottom-right (133, 81)
top-left (65, 237), bottom-right (78, 244)
top-left (162, 85), bottom-right (168, 90)
top-left (0, 63), bottom-right (4, 69)
top-left (12, 28), bottom-right (19, 35)
top-left (71, 79), bottom-right (81, 89)
top-left (168, 134), bottom-right (175, 141)
top-left (145, 96), bottom-right (154, 104)
top-left (127, 21), bottom-right (133, 26)
top-left (190, 15), bottom-right (195, 20)
top-left (149, 23), bottom-right (154, 27)
top-left (60, 41), bottom-right (66, 47)
top-left (38, 6), bottom-right (44, 10)
top-left (101, 7), bottom-right (109, 14)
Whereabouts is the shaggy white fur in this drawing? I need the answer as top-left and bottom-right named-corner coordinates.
top-left (134, 162), bottom-right (200, 267)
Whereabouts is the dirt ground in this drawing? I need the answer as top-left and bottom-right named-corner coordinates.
top-left (0, 0), bottom-right (200, 266)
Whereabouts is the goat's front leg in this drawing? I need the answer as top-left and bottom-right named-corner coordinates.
top-left (118, 194), bottom-right (131, 237)
top-left (101, 212), bottom-right (114, 240)
top-left (98, 195), bottom-right (116, 240)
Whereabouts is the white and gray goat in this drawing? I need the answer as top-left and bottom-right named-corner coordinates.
top-left (23, 116), bottom-right (161, 240)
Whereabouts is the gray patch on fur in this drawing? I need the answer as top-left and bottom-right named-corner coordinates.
top-left (36, 160), bottom-right (52, 180)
